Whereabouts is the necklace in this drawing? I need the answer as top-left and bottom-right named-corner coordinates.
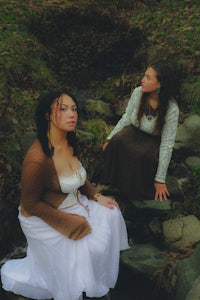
top-left (146, 105), bottom-right (155, 121)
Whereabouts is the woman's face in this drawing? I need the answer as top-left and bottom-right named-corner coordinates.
top-left (141, 67), bottom-right (161, 93)
top-left (49, 94), bottom-right (78, 132)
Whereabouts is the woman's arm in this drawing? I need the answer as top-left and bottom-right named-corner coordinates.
top-left (106, 86), bottom-right (142, 141)
top-left (155, 101), bottom-right (179, 183)
top-left (80, 179), bottom-right (119, 209)
top-left (79, 178), bottom-right (99, 199)
top-left (154, 101), bottom-right (179, 200)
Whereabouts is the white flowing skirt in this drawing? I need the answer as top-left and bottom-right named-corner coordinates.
top-left (1, 194), bottom-right (129, 300)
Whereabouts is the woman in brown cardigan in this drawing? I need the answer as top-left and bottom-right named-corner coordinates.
top-left (1, 90), bottom-right (129, 300)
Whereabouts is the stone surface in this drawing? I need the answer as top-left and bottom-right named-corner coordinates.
top-left (185, 156), bottom-right (200, 169)
top-left (84, 99), bottom-right (113, 119)
top-left (174, 244), bottom-right (200, 300)
top-left (131, 199), bottom-right (172, 211)
top-left (166, 176), bottom-right (184, 202)
top-left (120, 243), bottom-right (169, 277)
top-left (175, 114), bottom-right (200, 154)
top-left (163, 215), bottom-right (200, 250)
top-left (148, 217), bottom-right (163, 237)
top-left (186, 275), bottom-right (200, 300)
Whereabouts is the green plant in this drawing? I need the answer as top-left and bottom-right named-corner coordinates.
top-left (95, 77), bottom-right (115, 101)
top-left (130, 3), bottom-right (200, 65)
top-left (86, 122), bottom-right (106, 145)
top-left (190, 104), bottom-right (200, 115)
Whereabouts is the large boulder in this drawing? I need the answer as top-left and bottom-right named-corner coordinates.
top-left (175, 244), bottom-right (200, 300)
top-left (185, 156), bottom-right (200, 169)
top-left (120, 243), bottom-right (169, 277)
top-left (84, 99), bottom-right (113, 119)
top-left (163, 215), bottom-right (200, 251)
top-left (175, 114), bottom-right (200, 155)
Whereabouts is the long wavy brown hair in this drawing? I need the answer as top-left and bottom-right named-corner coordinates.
top-left (137, 61), bottom-right (178, 135)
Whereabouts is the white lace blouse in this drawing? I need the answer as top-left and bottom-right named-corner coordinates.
top-left (107, 86), bottom-right (179, 183)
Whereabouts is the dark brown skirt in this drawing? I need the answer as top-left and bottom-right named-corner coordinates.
top-left (101, 125), bottom-right (161, 201)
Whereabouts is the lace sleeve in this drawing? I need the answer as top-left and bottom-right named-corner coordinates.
top-left (155, 100), bottom-right (179, 183)
top-left (107, 86), bottom-right (142, 140)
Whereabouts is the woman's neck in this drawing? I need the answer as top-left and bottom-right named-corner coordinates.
top-left (48, 130), bottom-right (68, 150)
top-left (148, 92), bottom-right (159, 109)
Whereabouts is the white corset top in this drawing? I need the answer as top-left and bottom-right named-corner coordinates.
top-left (58, 163), bottom-right (87, 209)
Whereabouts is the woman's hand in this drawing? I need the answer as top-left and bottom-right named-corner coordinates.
top-left (96, 194), bottom-right (119, 210)
top-left (154, 182), bottom-right (170, 202)
top-left (102, 141), bottom-right (110, 151)
top-left (66, 214), bottom-right (92, 240)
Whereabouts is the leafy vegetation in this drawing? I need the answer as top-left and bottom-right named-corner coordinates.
top-left (86, 121), bottom-right (109, 145)
top-left (95, 77), bottom-right (116, 102)
top-left (130, 1), bottom-right (200, 58)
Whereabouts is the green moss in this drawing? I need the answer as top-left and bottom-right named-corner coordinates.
top-left (130, 3), bottom-right (200, 62)
top-left (95, 77), bottom-right (115, 102)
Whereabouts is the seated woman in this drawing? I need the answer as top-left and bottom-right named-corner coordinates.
top-left (101, 61), bottom-right (179, 203)
top-left (1, 90), bottom-right (129, 300)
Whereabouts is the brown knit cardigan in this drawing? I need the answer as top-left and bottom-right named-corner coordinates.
top-left (20, 139), bottom-right (98, 240)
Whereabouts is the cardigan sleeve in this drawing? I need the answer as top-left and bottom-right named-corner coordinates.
top-left (20, 147), bottom-right (91, 240)
top-left (107, 86), bottom-right (142, 140)
top-left (155, 100), bottom-right (179, 183)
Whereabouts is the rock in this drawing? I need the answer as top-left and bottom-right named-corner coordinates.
top-left (169, 162), bottom-right (190, 179)
top-left (131, 199), bottom-right (172, 212)
top-left (84, 99), bottom-right (113, 119)
top-left (126, 221), bottom-right (155, 243)
top-left (148, 217), bottom-right (163, 237)
top-left (76, 128), bottom-right (97, 144)
top-left (120, 243), bottom-right (169, 277)
top-left (185, 156), bottom-right (200, 169)
top-left (163, 215), bottom-right (200, 250)
top-left (186, 275), bottom-right (200, 300)
top-left (181, 78), bottom-right (200, 111)
top-left (166, 176), bottom-right (184, 202)
top-left (174, 243), bottom-right (200, 300)
top-left (114, 97), bottom-right (129, 116)
top-left (175, 114), bottom-right (200, 154)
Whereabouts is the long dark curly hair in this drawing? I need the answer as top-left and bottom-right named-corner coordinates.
top-left (35, 90), bottom-right (79, 157)
top-left (137, 61), bottom-right (178, 135)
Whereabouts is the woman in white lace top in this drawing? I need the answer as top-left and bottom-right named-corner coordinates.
top-left (101, 61), bottom-right (179, 203)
